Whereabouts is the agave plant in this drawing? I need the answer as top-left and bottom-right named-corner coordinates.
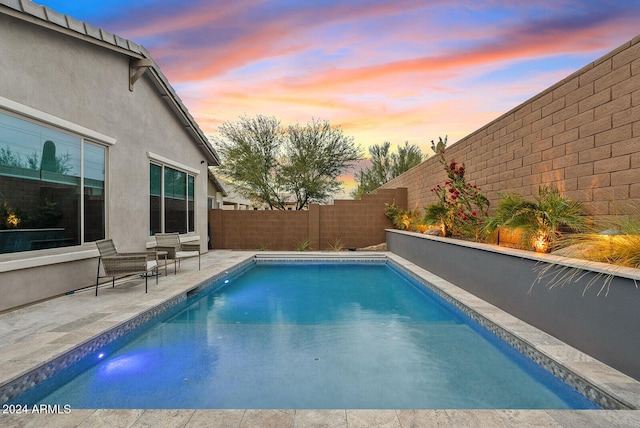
top-left (328, 238), bottom-right (344, 251)
top-left (295, 238), bottom-right (312, 251)
top-left (483, 186), bottom-right (586, 252)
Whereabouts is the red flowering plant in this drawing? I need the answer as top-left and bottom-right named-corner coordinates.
top-left (423, 136), bottom-right (489, 239)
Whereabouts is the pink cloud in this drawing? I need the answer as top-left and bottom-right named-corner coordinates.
top-left (146, 1), bottom-right (640, 159)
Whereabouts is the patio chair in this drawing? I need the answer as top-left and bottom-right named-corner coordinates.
top-left (154, 232), bottom-right (201, 274)
top-left (95, 239), bottom-right (159, 296)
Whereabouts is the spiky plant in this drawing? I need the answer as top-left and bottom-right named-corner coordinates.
top-left (483, 186), bottom-right (586, 252)
top-left (422, 203), bottom-right (450, 236)
top-left (295, 238), bottom-right (312, 251)
top-left (604, 216), bottom-right (640, 268)
top-left (328, 238), bottom-right (344, 251)
top-left (533, 211), bottom-right (640, 296)
top-left (559, 206), bottom-right (640, 268)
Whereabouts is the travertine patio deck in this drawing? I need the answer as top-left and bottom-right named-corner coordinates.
top-left (1, 250), bottom-right (639, 427)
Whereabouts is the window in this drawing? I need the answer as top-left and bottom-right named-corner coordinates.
top-left (149, 163), bottom-right (195, 235)
top-left (83, 143), bottom-right (106, 242)
top-left (0, 110), bottom-right (106, 254)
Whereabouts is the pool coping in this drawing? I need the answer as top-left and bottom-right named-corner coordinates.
top-left (1, 250), bottom-right (640, 424)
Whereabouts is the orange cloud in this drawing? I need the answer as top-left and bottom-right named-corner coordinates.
top-left (142, 1), bottom-right (640, 159)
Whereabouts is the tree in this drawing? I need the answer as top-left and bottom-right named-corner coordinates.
top-left (214, 115), bottom-right (287, 209)
top-left (392, 141), bottom-right (424, 178)
top-left (351, 141), bottom-right (424, 199)
top-left (285, 119), bottom-right (362, 210)
top-left (214, 115), bottom-right (361, 210)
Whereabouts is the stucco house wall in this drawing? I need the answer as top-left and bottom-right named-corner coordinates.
top-left (0, 2), bottom-right (219, 311)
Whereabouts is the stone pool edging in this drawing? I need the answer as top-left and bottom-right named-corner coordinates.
top-left (0, 294), bottom-right (188, 404)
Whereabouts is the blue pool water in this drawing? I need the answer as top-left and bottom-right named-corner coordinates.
top-left (18, 262), bottom-right (598, 409)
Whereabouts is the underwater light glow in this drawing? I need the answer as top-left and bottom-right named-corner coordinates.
top-left (99, 350), bottom-right (160, 377)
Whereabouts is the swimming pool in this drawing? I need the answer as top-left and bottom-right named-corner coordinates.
top-left (10, 258), bottom-right (600, 409)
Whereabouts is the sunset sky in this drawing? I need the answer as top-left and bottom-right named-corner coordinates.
top-left (36, 0), bottom-right (640, 196)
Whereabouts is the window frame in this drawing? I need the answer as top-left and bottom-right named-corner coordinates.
top-left (148, 152), bottom-right (199, 236)
top-left (0, 97), bottom-right (112, 255)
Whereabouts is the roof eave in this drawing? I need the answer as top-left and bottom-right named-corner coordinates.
top-left (0, 0), bottom-right (221, 166)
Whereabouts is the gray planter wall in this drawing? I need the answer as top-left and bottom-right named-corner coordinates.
top-left (387, 229), bottom-right (640, 381)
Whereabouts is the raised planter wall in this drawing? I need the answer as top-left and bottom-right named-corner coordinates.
top-left (387, 229), bottom-right (640, 381)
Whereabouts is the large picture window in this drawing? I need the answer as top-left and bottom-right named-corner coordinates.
top-left (149, 163), bottom-right (195, 235)
top-left (0, 111), bottom-right (106, 254)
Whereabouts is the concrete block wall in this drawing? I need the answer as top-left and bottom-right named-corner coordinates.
top-left (382, 35), bottom-right (640, 216)
top-left (210, 209), bottom-right (309, 250)
top-left (209, 188), bottom-right (406, 251)
top-left (318, 188), bottom-right (406, 249)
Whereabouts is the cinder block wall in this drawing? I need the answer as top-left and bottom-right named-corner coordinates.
top-left (318, 188), bottom-right (407, 249)
top-left (209, 188), bottom-right (406, 250)
top-left (210, 210), bottom-right (309, 250)
top-left (382, 35), bottom-right (640, 216)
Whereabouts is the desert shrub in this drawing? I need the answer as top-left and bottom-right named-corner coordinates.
top-left (384, 202), bottom-right (423, 231)
top-left (483, 186), bottom-right (586, 252)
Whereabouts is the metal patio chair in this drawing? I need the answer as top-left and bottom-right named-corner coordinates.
top-left (154, 232), bottom-right (201, 274)
top-left (95, 239), bottom-right (159, 296)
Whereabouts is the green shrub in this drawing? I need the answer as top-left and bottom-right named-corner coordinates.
top-left (384, 202), bottom-right (423, 231)
top-left (483, 186), bottom-right (586, 252)
top-left (328, 238), bottom-right (344, 251)
top-left (295, 238), bottom-right (312, 251)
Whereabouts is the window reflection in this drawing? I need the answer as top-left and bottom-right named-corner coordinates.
top-left (84, 143), bottom-right (105, 242)
top-left (188, 175), bottom-right (195, 233)
top-left (149, 163), bottom-right (162, 236)
top-left (0, 111), bottom-right (105, 254)
top-left (149, 163), bottom-right (194, 235)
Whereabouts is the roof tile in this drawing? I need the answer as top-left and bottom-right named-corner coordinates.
top-left (84, 22), bottom-right (101, 39)
top-left (99, 28), bottom-right (116, 45)
top-left (43, 6), bottom-right (67, 28)
top-left (65, 15), bottom-right (86, 34)
top-left (20, 0), bottom-right (46, 20)
top-left (126, 41), bottom-right (143, 55)
top-left (114, 34), bottom-right (129, 49)
top-left (0, 0), bottom-right (22, 12)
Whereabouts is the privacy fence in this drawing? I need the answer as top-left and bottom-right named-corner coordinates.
top-left (209, 188), bottom-right (407, 251)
